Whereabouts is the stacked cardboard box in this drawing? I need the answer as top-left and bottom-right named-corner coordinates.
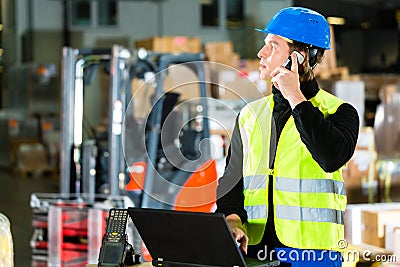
top-left (333, 80), bottom-right (365, 127)
top-left (314, 25), bottom-right (349, 80)
top-left (361, 209), bottom-right (400, 248)
top-left (207, 57), bottom-right (271, 101)
top-left (214, 69), bottom-right (268, 100)
top-left (16, 143), bottom-right (54, 177)
top-left (385, 223), bottom-right (400, 255)
top-left (342, 127), bottom-right (378, 203)
top-left (345, 203), bottom-right (400, 262)
top-left (130, 64), bottom-right (212, 120)
top-left (344, 205), bottom-right (400, 265)
top-left (135, 36), bottom-right (202, 53)
top-left (204, 41), bottom-right (240, 68)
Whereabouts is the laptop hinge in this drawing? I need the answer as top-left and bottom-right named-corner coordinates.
top-left (152, 258), bottom-right (164, 266)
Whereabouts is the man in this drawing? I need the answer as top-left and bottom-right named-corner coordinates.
top-left (216, 7), bottom-right (359, 267)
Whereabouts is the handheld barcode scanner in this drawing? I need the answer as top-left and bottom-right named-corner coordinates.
top-left (98, 209), bottom-right (139, 267)
top-left (282, 51), bottom-right (305, 70)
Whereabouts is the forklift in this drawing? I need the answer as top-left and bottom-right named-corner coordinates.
top-left (60, 46), bottom-right (218, 211)
top-left (124, 51), bottom-right (218, 212)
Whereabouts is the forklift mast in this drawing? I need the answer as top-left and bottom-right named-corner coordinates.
top-left (60, 46), bottom-right (129, 197)
top-left (136, 53), bottom-right (213, 209)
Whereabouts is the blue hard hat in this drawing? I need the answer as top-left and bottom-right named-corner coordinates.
top-left (256, 7), bottom-right (331, 50)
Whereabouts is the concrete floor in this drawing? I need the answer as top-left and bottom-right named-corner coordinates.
top-left (0, 168), bottom-right (59, 267)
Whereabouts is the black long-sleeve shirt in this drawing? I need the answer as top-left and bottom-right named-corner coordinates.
top-left (215, 78), bottom-right (359, 255)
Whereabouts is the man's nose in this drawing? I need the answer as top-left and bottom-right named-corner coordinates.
top-left (257, 45), bottom-right (268, 59)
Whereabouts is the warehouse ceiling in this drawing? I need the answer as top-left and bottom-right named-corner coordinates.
top-left (295, 0), bottom-right (398, 28)
top-left (294, 0), bottom-right (400, 73)
top-left (339, 0), bottom-right (400, 8)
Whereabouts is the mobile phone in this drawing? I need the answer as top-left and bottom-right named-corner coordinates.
top-left (282, 51), bottom-right (305, 70)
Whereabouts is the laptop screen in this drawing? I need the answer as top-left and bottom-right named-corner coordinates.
top-left (127, 207), bottom-right (247, 267)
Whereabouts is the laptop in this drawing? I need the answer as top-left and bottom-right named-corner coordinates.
top-left (127, 207), bottom-right (280, 267)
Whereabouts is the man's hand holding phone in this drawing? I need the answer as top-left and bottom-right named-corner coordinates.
top-left (271, 51), bottom-right (307, 109)
top-left (282, 51), bottom-right (304, 70)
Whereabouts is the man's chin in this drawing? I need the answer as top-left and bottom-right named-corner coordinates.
top-left (259, 74), bottom-right (272, 82)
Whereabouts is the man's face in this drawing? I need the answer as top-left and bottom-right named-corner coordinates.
top-left (257, 34), bottom-right (291, 81)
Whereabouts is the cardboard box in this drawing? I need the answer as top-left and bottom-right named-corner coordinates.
top-left (343, 150), bottom-right (376, 184)
top-left (215, 70), bottom-right (270, 100)
top-left (207, 99), bottom-right (243, 132)
top-left (361, 209), bottom-right (400, 247)
top-left (135, 36), bottom-right (201, 53)
top-left (313, 25), bottom-right (351, 80)
top-left (357, 127), bottom-right (375, 151)
top-left (208, 53), bottom-right (240, 68)
top-left (130, 64), bottom-right (212, 119)
top-left (345, 203), bottom-right (400, 245)
top-left (204, 41), bottom-right (239, 68)
top-left (385, 223), bottom-right (400, 253)
top-left (314, 25), bottom-right (338, 76)
top-left (16, 143), bottom-right (53, 176)
top-left (342, 149), bottom-right (377, 203)
top-left (130, 78), bottom-right (155, 120)
top-left (204, 41), bottom-right (234, 58)
top-left (163, 64), bottom-right (211, 100)
top-left (342, 127), bottom-right (377, 203)
top-left (334, 80), bottom-right (365, 127)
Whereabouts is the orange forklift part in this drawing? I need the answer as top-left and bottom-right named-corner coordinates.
top-left (126, 161), bottom-right (147, 191)
top-left (174, 159), bottom-right (217, 213)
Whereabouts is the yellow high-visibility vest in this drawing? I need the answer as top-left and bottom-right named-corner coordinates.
top-left (238, 89), bottom-right (347, 251)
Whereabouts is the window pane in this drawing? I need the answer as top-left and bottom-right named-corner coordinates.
top-left (227, 0), bottom-right (244, 29)
top-left (98, 0), bottom-right (117, 26)
top-left (201, 0), bottom-right (219, 27)
top-left (71, 0), bottom-right (91, 26)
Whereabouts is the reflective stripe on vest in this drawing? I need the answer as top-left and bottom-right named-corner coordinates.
top-left (276, 177), bottom-right (346, 196)
top-left (245, 204), bottom-right (267, 220)
top-left (244, 175), bottom-right (267, 190)
top-left (275, 205), bottom-right (344, 225)
top-left (243, 175), bottom-right (268, 222)
top-left (240, 90), bottom-right (347, 250)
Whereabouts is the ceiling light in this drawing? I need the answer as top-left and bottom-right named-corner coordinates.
top-left (327, 17), bottom-right (346, 25)
top-left (360, 21), bottom-right (370, 29)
